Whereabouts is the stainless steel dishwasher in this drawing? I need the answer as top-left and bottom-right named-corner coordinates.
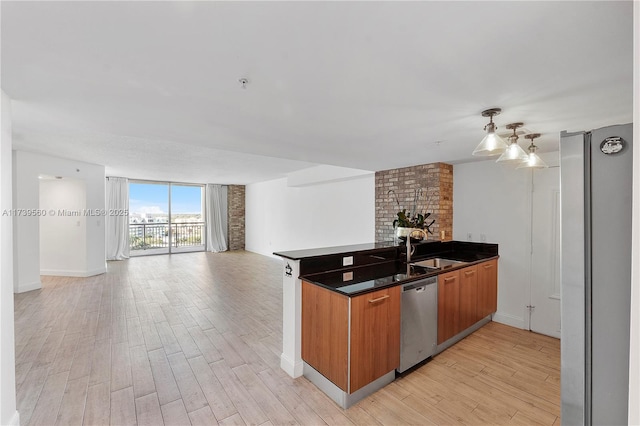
top-left (398, 276), bottom-right (438, 373)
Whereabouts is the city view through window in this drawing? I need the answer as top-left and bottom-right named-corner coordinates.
top-left (129, 182), bottom-right (205, 255)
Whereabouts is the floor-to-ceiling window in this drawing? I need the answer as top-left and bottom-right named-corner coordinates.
top-left (129, 181), bottom-right (205, 256)
top-left (170, 184), bottom-right (205, 253)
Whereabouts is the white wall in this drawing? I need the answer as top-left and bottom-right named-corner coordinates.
top-left (13, 150), bottom-right (106, 292)
top-left (39, 179), bottom-right (88, 275)
top-left (453, 152), bottom-right (559, 329)
top-left (286, 165), bottom-right (373, 187)
top-left (1, 91), bottom-right (19, 426)
top-left (246, 173), bottom-right (375, 256)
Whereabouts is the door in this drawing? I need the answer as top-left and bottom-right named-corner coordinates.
top-left (170, 184), bottom-right (205, 253)
top-left (477, 259), bottom-right (498, 320)
top-left (129, 182), bottom-right (170, 255)
top-left (350, 287), bottom-right (400, 393)
top-left (589, 124), bottom-right (633, 424)
top-left (458, 265), bottom-right (478, 330)
top-left (529, 166), bottom-right (561, 338)
top-left (129, 181), bottom-right (206, 255)
top-left (437, 270), bottom-right (460, 344)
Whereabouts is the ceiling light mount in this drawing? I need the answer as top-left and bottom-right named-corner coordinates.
top-left (496, 122), bottom-right (529, 164)
top-left (481, 108), bottom-right (502, 134)
top-left (505, 122), bottom-right (524, 132)
top-left (473, 107), bottom-right (508, 156)
top-left (481, 107), bottom-right (502, 119)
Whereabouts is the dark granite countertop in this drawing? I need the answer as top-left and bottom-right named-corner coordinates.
top-left (302, 253), bottom-right (499, 296)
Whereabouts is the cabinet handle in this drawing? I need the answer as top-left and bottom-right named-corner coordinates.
top-left (465, 271), bottom-right (475, 276)
top-left (484, 264), bottom-right (493, 269)
top-left (444, 277), bottom-right (456, 283)
top-left (368, 295), bottom-right (390, 303)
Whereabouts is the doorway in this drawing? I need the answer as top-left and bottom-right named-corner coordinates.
top-left (128, 181), bottom-right (205, 256)
top-left (39, 177), bottom-right (87, 275)
top-left (528, 166), bottom-right (561, 338)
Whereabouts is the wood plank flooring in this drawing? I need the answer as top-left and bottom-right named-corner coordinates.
top-left (14, 251), bottom-right (560, 425)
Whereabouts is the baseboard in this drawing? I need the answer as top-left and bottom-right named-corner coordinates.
top-left (280, 353), bottom-right (303, 378)
top-left (15, 280), bottom-right (41, 293)
top-left (436, 315), bottom-right (492, 355)
top-left (40, 267), bottom-right (106, 278)
top-left (6, 410), bottom-right (20, 426)
top-left (86, 267), bottom-right (107, 276)
top-left (492, 312), bottom-right (525, 329)
top-left (303, 362), bottom-right (394, 409)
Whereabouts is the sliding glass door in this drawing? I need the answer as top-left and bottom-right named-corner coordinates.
top-left (129, 181), bottom-right (205, 256)
top-left (170, 184), bottom-right (205, 253)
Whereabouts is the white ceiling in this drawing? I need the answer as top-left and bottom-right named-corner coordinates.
top-left (1, 1), bottom-right (634, 184)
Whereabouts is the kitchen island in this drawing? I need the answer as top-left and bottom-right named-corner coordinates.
top-left (274, 240), bottom-right (498, 408)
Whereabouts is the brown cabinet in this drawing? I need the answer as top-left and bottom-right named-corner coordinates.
top-left (301, 282), bottom-right (400, 393)
top-left (459, 265), bottom-right (478, 330)
top-left (477, 259), bottom-right (498, 319)
top-left (350, 287), bottom-right (400, 392)
top-left (437, 270), bottom-right (460, 344)
top-left (437, 259), bottom-right (498, 345)
top-left (301, 281), bottom-right (349, 390)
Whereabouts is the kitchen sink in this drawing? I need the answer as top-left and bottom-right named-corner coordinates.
top-left (412, 258), bottom-right (467, 270)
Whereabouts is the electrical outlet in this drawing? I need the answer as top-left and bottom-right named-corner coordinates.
top-left (342, 256), bottom-right (354, 266)
top-left (480, 234), bottom-right (487, 242)
top-left (467, 232), bottom-right (472, 241)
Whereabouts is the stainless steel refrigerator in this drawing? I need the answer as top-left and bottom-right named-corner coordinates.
top-left (560, 123), bottom-right (633, 425)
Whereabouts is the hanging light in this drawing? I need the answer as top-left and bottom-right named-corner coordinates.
top-left (517, 133), bottom-right (548, 169)
top-left (496, 122), bottom-right (529, 164)
top-left (472, 108), bottom-right (508, 156)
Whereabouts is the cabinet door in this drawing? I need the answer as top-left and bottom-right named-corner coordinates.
top-left (437, 270), bottom-right (460, 344)
top-left (350, 286), bottom-right (400, 393)
top-left (459, 265), bottom-right (478, 331)
top-left (301, 281), bottom-right (349, 391)
top-left (477, 259), bottom-right (498, 320)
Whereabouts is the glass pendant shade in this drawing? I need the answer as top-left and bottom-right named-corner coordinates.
top-left (496, 138), bottom-right (529, 163)
top-left (472, 126), bottom-right (508, 156)
top-left (517, 152), bottom-right (548, 169)
top-left (517, 139), bottom-right (548, 169)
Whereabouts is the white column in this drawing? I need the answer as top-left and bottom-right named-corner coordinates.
top-left (1, 90), bottom-right (19, 425)
top-left (280, 259), bottom-right (303, 378)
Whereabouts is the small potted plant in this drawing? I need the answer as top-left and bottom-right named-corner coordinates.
top-left (389, 189), bottom-right (435, 241)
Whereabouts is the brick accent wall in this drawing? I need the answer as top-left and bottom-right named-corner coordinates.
top-left (227, 185), bottom-right (245, 250)
top-left (375, 163), bottom-right (453, 242)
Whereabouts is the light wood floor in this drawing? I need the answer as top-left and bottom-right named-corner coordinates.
top-left (14, 251), bottom-right (560, 425)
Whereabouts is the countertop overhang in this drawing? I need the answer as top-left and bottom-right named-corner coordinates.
top-left (273, 241), bottom-right (398, 261)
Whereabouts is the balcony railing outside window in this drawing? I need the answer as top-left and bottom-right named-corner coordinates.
top-left (129, 222), bottom-right (205, 252)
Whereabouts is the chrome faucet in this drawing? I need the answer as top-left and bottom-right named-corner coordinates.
top-left (406, 229), bottom-right (428, 263)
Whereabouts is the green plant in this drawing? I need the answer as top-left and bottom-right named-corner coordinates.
top-left (389, 189), bottom-right (435, 234)
top-left (129, 235), bottom-right (148, 250)
top-left (392, 209), bottom-right (433, 230)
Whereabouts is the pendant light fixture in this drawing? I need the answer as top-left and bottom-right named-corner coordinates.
top-left (472, 108), bottom-right (508, 156)
top-left (517, 133), bottom-right (548, 169)
top-left (496, 122), bottom-right (529, 164)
